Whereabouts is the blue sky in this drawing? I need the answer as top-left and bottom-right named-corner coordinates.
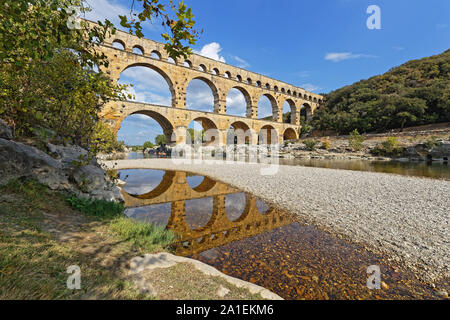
top-left (84, 0), bottom-right (450, 145)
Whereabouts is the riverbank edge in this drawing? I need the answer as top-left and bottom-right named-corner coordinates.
top-left (0, 180), bottom-right (281, 300)
top-left (102, 158), bottom-right (450, 289)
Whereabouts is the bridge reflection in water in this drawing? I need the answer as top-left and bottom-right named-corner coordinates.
top-left (120, 169), bottom-right (295, 256)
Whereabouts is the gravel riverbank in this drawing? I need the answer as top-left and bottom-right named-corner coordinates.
top-left (102, 158), bottom-right (450, 284)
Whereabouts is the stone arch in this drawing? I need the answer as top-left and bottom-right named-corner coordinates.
top-left (226, 86), bottom-right (252, 117)
top-left (150, 50), bottom-right (162, 60)
top-left (236, 75), bottom-right (242, 82)
top-left (283, 128), bottom-right (297, 141)
top-left (224, 71), bottom-right (232, 78)
top-left (128, 170), bottom-right (176, 199)
top-left (259, 125), bottom-right (279, 145)
top-left (198, 64), bottom-right (207, 72)
top-left (281, 98), bottom-right (297, 124)
top-left (300, 102), bottom-right (313, 121)
top-left (258, 93), bottom-right (278, 121)
top-left (183, 60), bottom-right (193, 68)
top-left (281, 88), bottom-right (285, 93)
top-left (256, 198), bottom-right (270, 215)
top-left (212, 68), bottom-right (220, 75)
top-left (123, 109), bottom-right (176, 144)
top-left (132, 45), bottom-right (144, 55)
top-left (191, 176), bottom-right (217, 193)
top-left (185, 197), bottom-right (215, 232)
top-left (185, 76), bottom-right (220, 113)
top-left (167, 57), bottom-right (176, 65)
top-left (187, 117), bottom-right (220, 146)
top-left (225, 193), bottom-right (252, 223)
top-left (256, 81), bottom-right (262, 87)
top-left (247, 78), bottom-right (252, 85)
top-left (121, 63), bottom-right (176, 106)
top-left (112, 39), bottom-right (126, 50)
top-left (227, 121), bottom-right (253, 145)
top-left (274, 86), bottom-right (279, 92)
top-left (265, 83), bottom-right (270, 90)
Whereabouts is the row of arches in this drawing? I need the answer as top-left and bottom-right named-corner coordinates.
top-left (119, 110), bottom-right (299, 148)
top-left (119, 65), bottom-right (314, 123)
top-left (111, 39), bottom-right (322, 104)
top-left (121, 169), bottom-right (271, 232)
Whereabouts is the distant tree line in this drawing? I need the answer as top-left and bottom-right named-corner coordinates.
top-left (311, 49), bottom-right (450, 134)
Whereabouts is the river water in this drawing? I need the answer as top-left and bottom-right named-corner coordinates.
top-left (127, 152), bottom-right (450, 180)
top-left (119, 168), bottom-right (448, 300)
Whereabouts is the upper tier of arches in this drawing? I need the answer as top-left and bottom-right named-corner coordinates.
top-left (101, 24), bottom-right (323, 105)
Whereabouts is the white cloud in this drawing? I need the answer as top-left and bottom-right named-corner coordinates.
top-left (257, 96), bottom-right (273, 118)
top-left (300, 83), bottom-right (320, 92)
top-left (194, 43), bottom-right (226, 63)
top-left (226, 89), bottom-right (247, 116)
top-left (119, 67), bottom-right (172, 105)
top-left (84, 0), bottom-right (159, 31)
top-left (186, 79), bottom-right (214, 112)
top-left (83, 0), bottom-right (129, 25)
top-left (325, 52), bottom-right (377, 62)
top-left (233, 56), bottom-right (250, 69)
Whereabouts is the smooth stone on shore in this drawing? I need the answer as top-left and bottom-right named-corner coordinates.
top-left (129, 252), bottom-right (283, 300)
top-left (102, 158), bottom-right (450, 283)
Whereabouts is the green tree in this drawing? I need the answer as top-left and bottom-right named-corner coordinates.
top-left (0, 0), bottom-right (198, 153)
top-left (119, 0), bottom-right (200, 59)
top-left (311, 49), bottom-right (450, 134)
top-left (143, 141), bottom-right (155, 149)
top-left (155, 134), bottom-right (166, 145)
top-left (348, 129), bottom-right (365, 151)
top-left (187, 128), bottom-right (205, 143)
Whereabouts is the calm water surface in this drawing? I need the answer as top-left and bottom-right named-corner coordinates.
top-left (120, 168), bottom-right (446, 300)
top-left (127, 152), bottom-right (450, 180)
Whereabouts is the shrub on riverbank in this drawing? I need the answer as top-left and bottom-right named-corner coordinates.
top-left (67, 196), bottom-right (124, 220)
top-left (321, 138), bottom-right (331, 150)
top-left (372, 137), bottom-right (404, 157)
top-left (304, 139), bottom-right (319, 151)
top-left (348, 129), bottom-right (365, 151)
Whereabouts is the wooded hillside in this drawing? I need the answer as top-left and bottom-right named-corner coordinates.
top-left (312, 50), bottom-right (450, 134)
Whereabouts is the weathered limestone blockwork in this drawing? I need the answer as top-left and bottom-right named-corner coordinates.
top-left (91, 20), bottom-right (323, 144)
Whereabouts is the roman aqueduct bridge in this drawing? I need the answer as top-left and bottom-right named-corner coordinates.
top-left (95, 22), bottom-right (324, 145)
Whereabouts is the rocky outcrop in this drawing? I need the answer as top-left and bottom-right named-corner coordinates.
top-left (0, 138), bottom-right (122, 202)
top-left (279, 139), bottom-right (450, 162)
top-left (430, 142), bottom-right (450, 160)
top-left (0, 120), bottom-right (13, 140)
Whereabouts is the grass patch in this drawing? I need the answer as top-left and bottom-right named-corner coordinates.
top-left (66, 196), bottom-right (124, 220)
top-left (0, 179), bottom-right (146, 299)
top-left (66, 195), bottom-right (176, 251)
top-left (109, 217), bottom-right (176, 252)
top-left (0, 179), bottom-right (173, 299)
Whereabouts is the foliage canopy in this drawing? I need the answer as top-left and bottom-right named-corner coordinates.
top-left (312, 50), bottom-right (450, 134)
top-left (0, 0), bottom-right (198, 153)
